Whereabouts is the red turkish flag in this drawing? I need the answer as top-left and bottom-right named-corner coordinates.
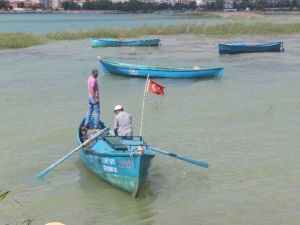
top-left (147, 79), bottom-right (165, 96)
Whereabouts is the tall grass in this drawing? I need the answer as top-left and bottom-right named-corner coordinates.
top-left (1, 22), bottom-right (300, 49)
top-left (45, 22), bottom-right (300, 40)
top-left (0, 33), bottom-right (47, 49)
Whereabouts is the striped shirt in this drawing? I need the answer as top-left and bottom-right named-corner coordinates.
top-left (113, 111), bottom-right (133, 136)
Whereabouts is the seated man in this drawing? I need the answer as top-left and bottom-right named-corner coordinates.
top-left (113, 105), bottom-right (133, 137)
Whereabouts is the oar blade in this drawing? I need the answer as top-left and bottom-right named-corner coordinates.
top-left (175, 154), bottom-right (209, 168)
top-left (35, 170), bottom-right (47, 179)
top-left (151, 147), bottom-right (209, 169)
top-left (35, 170), bottom-right (48, 179)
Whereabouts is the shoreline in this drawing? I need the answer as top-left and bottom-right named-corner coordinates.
top-left (1, 9), bottom-right (300, 15)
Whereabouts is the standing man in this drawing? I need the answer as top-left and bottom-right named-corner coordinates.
top-left (113, 105), bottom-right (133, 136)
top-left (84, 69), bottom-right (100, 129)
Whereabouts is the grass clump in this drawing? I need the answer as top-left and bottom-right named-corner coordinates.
top-left (45, 28), bottom-right (131, 40)
top-left (0, 33), bottom-right (47, 49)
top-left (208, 22), bottom-right (300, 36)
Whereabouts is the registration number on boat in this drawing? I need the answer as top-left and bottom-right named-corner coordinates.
top-left (102, 158), bottom-right (117, 173)
top-left (103, 165), bottom-right (118, 173)
top-left (102, 158), bottom-right (115, 165)
top-left (128, 69), bottom-right (138, 76)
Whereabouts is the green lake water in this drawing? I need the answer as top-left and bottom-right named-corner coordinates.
top-left (0, 13), bottom-right (300, 225)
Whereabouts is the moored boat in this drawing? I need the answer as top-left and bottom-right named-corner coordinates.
top-left (90, 38), bottom-right (160, 48)
top-left (218, 41), bottom-right (284, 55)
top-left (99, 58), bottom-right (224, 79)
top-left (76, 119), bottom-right (155, 197)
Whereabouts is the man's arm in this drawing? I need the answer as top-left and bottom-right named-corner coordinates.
top-left (113, 117), bottom-right (118, 136)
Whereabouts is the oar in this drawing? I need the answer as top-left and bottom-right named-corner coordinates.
top-left (150, 147), bottom-right (209, 168)
top-left (35, 127), bottom-right (109, 179)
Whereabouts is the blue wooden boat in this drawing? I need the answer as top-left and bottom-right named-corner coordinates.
top-left (99, 58), bottom-right (224, 78)
top-left (90, 38), bottom-right (160, 48)
top-left (219, 41), bottom-right (284, 55)
top-left (77, 119), bottom-right (155, 197)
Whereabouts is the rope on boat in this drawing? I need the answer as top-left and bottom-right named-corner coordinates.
top-left (130, 145), bottom-right (145, 157)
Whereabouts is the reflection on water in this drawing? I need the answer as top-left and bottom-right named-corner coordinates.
top-left (76, 161), bottom-right (155, 225)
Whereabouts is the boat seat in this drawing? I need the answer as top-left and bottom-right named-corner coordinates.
top-left (104, 136), bottom-right (128, 151)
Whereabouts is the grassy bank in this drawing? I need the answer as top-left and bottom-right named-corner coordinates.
top-left (1, 22), bottom-right (300, 49)
top-left (0, 33), bottom-right (47, 49)
top-left (44, 22), bottom-right (300, 39)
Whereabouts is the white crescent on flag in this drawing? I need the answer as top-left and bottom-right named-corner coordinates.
top-left (152, 83), bottom-right (160, 91)
top-left (147, 78), bottom-right (164, 96)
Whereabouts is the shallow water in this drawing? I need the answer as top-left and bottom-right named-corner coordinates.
top-left (0, 12), bottom-right (216, 33)
top-left (1, 12), bottom-right (300, 33)
top-left (1, 20), bottom-right (300, 225)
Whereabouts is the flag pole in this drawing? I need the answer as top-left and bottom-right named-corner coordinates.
top-left (140, 75), bottom-right (149, 136)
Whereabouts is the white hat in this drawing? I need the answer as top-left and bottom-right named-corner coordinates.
top-left (114, 105), bottom-right (123, 112)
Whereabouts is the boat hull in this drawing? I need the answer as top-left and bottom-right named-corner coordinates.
top-left (79, 149), bottom-right (154, 197)
top-left (77, 120), bottom-right (155, 197)
top-left (219, 41), bottom-right (283, 54)
top-left (90, 38), bottom-right (160, 48)
top-left (100, 59), bottom-right (224, 79)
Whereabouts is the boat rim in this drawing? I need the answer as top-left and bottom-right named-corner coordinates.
top-left (100, 58), bottom-right (224, 72)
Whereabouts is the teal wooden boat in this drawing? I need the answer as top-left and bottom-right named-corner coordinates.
top-left (99, 58), bottom-right (224, 79)
top-left (90, 38), bottom-right (160, 48)
top-left (77, 119), bottom-right (155, 197)
top-left (35, 120), bottom-right (209, 196)
top-left (219, 41), bottom-right (284, 54)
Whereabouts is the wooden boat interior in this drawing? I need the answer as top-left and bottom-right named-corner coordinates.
top-left (79, 124), bottom-right (148, 153)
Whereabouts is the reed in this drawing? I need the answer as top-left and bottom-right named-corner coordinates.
top-left (0, 33), bottom-right (47, 49)
top-left (1, 21), bottom-right (300, 49)
top-left (0, 191), bottom-right (10, 201)
top-left (0, 190), bottom-right (33, 224)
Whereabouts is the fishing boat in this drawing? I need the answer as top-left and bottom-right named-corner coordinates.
top-left (90, 38), bottom-right (160, 48)
top-left (76, 119), bottom-right (155, 197)
top-left (35, 119), bottom-right (209, 197)
top-left (99, 58), bottom-right (224, 79)
top-left (218, 41), bottom-right (284, 55)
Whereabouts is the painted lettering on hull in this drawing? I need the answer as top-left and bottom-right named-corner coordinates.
top-left (102, 158), bottom-right (117, 173)
top-left (102, 158), bottom-right (115, 165)
top-left (128, 69), bottom-right (138, 76)
top-left (118, 159), bottom-right (134, 169)
top-left (103, 165), bottom-right (118, 173)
